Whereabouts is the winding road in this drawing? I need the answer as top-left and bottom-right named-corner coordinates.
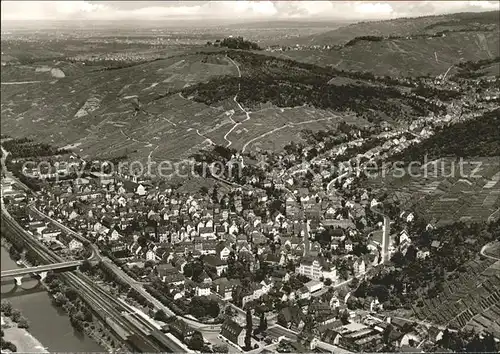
top-left (480, 242), bottom-right (500, 261)
top-left (488, 207), bottom-right (500, 222)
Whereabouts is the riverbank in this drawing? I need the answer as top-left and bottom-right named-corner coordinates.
top-left (1, 243), bottom-right (105, 352)
top-left (1, 243), bottom-right (48, 354)
top-left (2, 315), bottom-right (48, 353)
top-left (1, 155), bottom-right (107, 352)
top-left (1, 238), bottom-right (32, 267)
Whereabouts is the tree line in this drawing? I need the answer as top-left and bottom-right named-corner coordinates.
top-left (182, 73), bottom-right (442, 122)
top-left (207, 37), bottom-right (261, 50)
top-left (2, 138), bottom-right (70, 159)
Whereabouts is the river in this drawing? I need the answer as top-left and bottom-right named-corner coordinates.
top-left (0, 245), bottom-right (104, 352)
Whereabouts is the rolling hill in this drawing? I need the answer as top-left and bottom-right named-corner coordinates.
top-left (1, 51), bottom-right (242, 160)
top-left (1, 48), bottom-right (370, 162)
top-left (181, 50), bottom-right (444, 121)
top-left (1, 10), bottom-right (497, 163)
top-left (291, 11), bottom-right (499, 46)
top-left (277, 30), bottom-right (498, 77)
top-left (276, 11), bottom-right (499, 76)
top-left (392, 108), bottom-right (500, 162)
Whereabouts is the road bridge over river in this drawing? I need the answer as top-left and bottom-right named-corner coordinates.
top-left (1, 260), bottom-right (84, 285)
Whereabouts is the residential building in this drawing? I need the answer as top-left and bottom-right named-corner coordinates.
top-left (220, 319), bottom-right (245, 348)
top-left (203, 255), bottom-right (228, 276)
top-left (196, 283), bottom-right (211, 297)
top-left (169, 319), bottom-right (194, 341)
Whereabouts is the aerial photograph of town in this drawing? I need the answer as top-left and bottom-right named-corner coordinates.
top-left (0, 1), bottom-right (499, 353)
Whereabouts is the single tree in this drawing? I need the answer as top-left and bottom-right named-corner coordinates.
top-left (11, 309), bottom-right (21, 322)
top-left (258, 312), bottom-right (268, 331)
top-left (17, 317), bottom-right (29, 329)
top-left (340, 309), bottom-right (350, 325)
top-left (1, 301), bottom-right (12, 316)
top-left (244, 329), bottom-right (251, 350)
top-left (189, 331), bottom-right (204, 351)
top-left (383, 324), bottom-right (394, 344)
top-left (154, 309), bottom-right (168, 322)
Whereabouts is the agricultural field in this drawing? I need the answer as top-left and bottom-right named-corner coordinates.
top-left (1, 10), bottom-right (498, 164)
top-left (204, 106), bottom-right (363, 153)
top-left (275, 30), bottom-right (499, 77)
top-left (412, 257), bottom-right (500, 337)
top-left (364, 157), bottom-right (500, 224)
top-left (1, 44), bottom-right (377, 163)
top-left (1, 51), bottom-right (237, 160)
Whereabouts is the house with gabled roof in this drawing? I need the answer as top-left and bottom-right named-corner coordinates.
top-left (107, 228), bottom-right (121, 241)
top-left (296, 257), bottom-right (323, 280)
top-left (345, 239), bottom-right (353, 252)
top-left (220, 319), bottom-right (245, 347)
top-left (278, 305), bottom-right (304, 330)
top-left (196, 282), bottom-right (211, 297)
top-left (203, 255), bottom-right (228, 277)
top-left (169, 318), bottom-right (194, 341)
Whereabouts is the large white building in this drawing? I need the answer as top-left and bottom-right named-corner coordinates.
top-left (296, 258), bottom-right (322, 280)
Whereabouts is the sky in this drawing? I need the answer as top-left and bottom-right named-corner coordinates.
top-left (1, 1), bottom-right (499, 22)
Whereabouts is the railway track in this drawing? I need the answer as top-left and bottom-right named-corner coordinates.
top-left (1, 210), bottom-right (171, 352)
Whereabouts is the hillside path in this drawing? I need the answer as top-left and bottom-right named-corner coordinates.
top-left (224, 55), bottom-right (252, 147)
top-left (241, 116), bottom-right (336, 153)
